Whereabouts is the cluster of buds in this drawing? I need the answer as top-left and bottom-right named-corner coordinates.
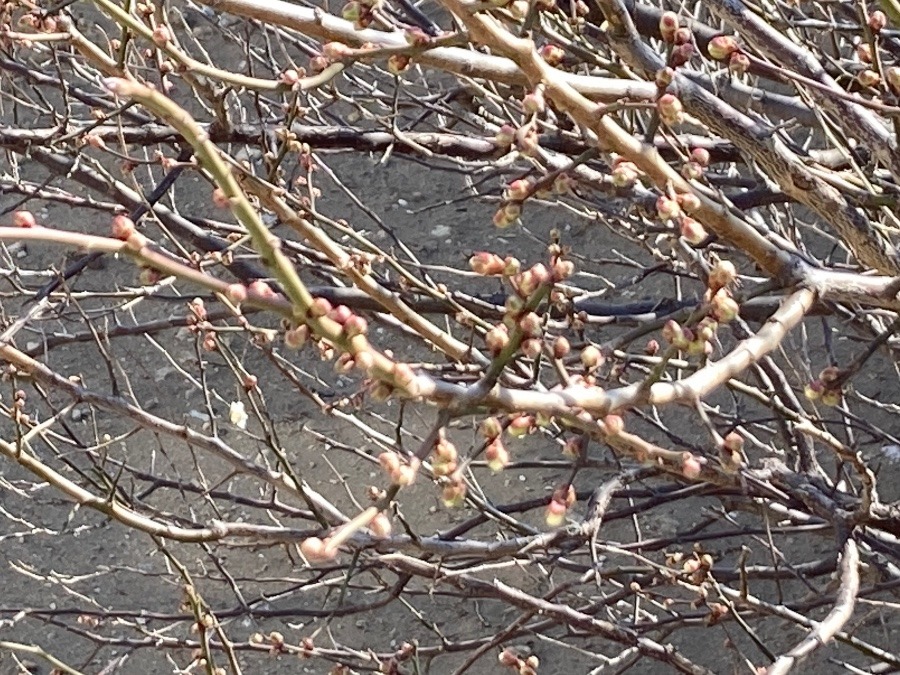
top-left (659, 14), bottom-right (694, 67)
top-left (341, 0), bottom-right (381, 28)
top-left (499, 649), bottom-right (540, 674)
top-left (719, 431), bottom-right (744, 473)
top-left (504, 177), bottom-right (533, 203)
top-left (493, 202), bottom-right (522, 228)
top-left (441, 473), bottom-right (467, 507)
top-left (300, 536), bottom-right (338, 562)
top-left (19, 11), bottom-right (60, 34)
top-left (680, 551), bottom-right (715, 584)
top-left (432, 431), bottom-right (458, 476)
top-left (804, 366), bottom-right (844, 406)
top-left (469, 251), bottom-right (520, 276)
top-left (662, 318), bottom-right (713, 356)
top-left (379, 451), bottom-right (421, 486)
top-left (681, 147), bottom-right (710, 181)
top-left (512, 262), bottom-right (551, 297)
top-left (545, 484), bottom-right (576, 527)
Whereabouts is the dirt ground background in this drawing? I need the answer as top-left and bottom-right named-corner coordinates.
top-left (2, 1), bottom-right (900, 674)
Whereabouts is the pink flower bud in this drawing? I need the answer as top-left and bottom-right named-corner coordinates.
top-left (887, 66), bottom-right (900, 93)
top-left (226, 283), bottom-right (247, 304)
top-left (308, 296), bottom-right (333, 318)
top-left (655, 67), bottom-right (675, 88)
top-left (502, 256), bottom-right (521, 276)
top-left (13, 210), bottom-right (37, 228)
top-left (580, 344), bottom-right (603, 369)
top-left (690, 147), bottom-right (711, 166)
top-left (370, 512), bottom-right (392, 538)
top-left (284, 324), bottom-right (310, 349)
top-left (674, 27), bottom-right (692, 45)
top-left (869, 10), bottom-right (887, 32)
top-left (442, 481), bottom-right (466, 507)
top-left (343, 314), bottom-right (368, 337)
top-left (151, 25), bottom-right (170, 46)
top-left (708, 259), bottom-right (737, 291)
top-left (645, 339), bottom-right (660, 355)
top-left (552, 258), bottom-right (574, 281)
top-left (469, 251), bottom-right (505, 275)
top-left (540, 43), bottom-right (565, 66)
top-left (728, 52), bottom-right (750, 75)
top-left (480, 417), bottom-right (503, 439)
top-left (603, 414), bottom-right (624, 436)
top-left (111, 215), bottom-right (135, 240)
top-left (280, 69), bottom-right (300, 86)
top-left (708, 35), bottom-right (738, 61)
top-left (857, 43), bottom-right (873, 64)
top-left (495, 124), bottom-right (516, 147)
top-left (680, 217), bottom-right (707, 244)
top-left (505, 178), bottom-right (532, 202)
top-left (681, 452), bottom-right (702, 479)
top-left (327, 304), bottom-right (352, 325)
top-left (858, 69), bottom-right (880, 88)
top-left (710, 288), bottom-right (739, 322)
top-left (212, 187), bottom-right (230, 209)
top-left (659, 11), bottom-right (679, 42)
top-left (657, 94), bottom-right (683, 125)
top-left (611, 162), bottom-right (640, 188)
top-left (522, 89), bottom-right (546, 116)
top-left (662, 319), bottom-right (687, 348)
top-left (485, 324), bottom-right (510, 354)
top-left (507, 415), bottom-right (533, 438)
top-left (518, 312), bottom-right (542, 338)
top-left (492, 203), bottom-right (521, 228)
top-left (670, 43), bottom-right (694, 68)
top-left (387, 54), bottom-right (411, 74)
top-left (515, 125), bottom-right (539, 156)
top-left (553, 336), bottom-right (570, 359)
top-left (322, 42), bottom-right (351, 60)
top-left (485, 438), bottom-right (510, 472)
top-left (681, 161), bottom-right (703, 180)
top-left (656, 196), bottom-right (681, 220)
top-left (723, 431), bottom-right (744, 453)
top-left (677, 192), bottom-right (702, 212)
top-left (300, 537), bottom-right (333, 562)
top-left (521, 338), bottom-right (543, 359)
top-left (545, 498), bottom-right (568, 527)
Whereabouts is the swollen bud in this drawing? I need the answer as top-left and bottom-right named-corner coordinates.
top-left (869, 10), bottom-right (887, 32)
top-left (657, 93), bottom-right (684, 125)
top-left (659, 11), bottom-right (679, 43)
top-left (708, 35), bottom-right (739, 61)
